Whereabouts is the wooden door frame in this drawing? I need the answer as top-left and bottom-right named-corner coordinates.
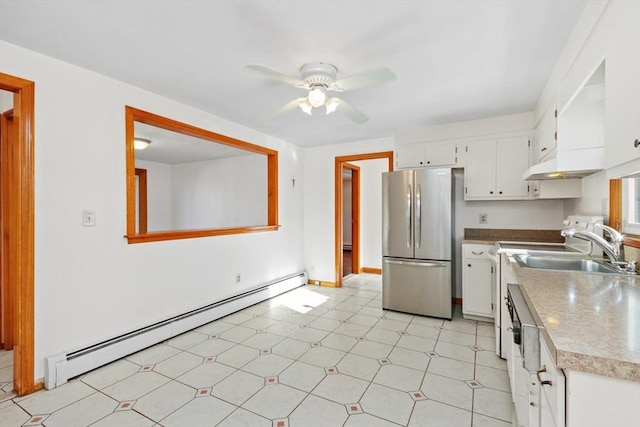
top-left (334, 151), bottom-right (393, 287)
top-left (0, 73), bottom-right (35, 396)
top-left (135, 168), bottom-right (148, 234)
top-left (342, 163), bottom-right (360, 277)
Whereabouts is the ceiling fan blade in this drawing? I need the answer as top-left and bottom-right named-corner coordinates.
top-left (245, 64), bottom-right (304, 86)
top-left (334, 98), bottom-right (368, 124)
top-left (267, 97), bottom-right (307, 119)
top-left (333, 67), bottom-right (396, 92)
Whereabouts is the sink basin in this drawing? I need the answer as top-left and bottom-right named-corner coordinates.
top-left (512, 254), bottom-right (630, 274)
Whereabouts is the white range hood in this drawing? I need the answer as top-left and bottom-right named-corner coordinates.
top-left (523, 147), bottom-right (604, 180)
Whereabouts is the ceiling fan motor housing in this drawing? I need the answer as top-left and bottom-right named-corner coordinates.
top-left (300, 63), bottom-right (338, 89)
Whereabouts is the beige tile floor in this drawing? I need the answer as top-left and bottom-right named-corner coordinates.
top-left (0, 274), bottom-right (513, 426)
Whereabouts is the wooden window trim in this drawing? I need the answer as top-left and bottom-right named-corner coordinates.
top-left (609, 178), bottom-right (640, 248)
top-left (125, 106), bottom-right (279, 244)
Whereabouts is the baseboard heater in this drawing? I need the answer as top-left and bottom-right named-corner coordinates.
top-left (45, 271), bottom-right (307, 389)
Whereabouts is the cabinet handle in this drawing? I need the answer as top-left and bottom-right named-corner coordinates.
top-left (541, 147), bottom-right (547, 152)
top-left (427, 161), bottom-right (431, 164)
top-left (499, 191), bottom-right (503, 195)
top-left (537, 365), bottom-right (553, 386)
top-left (634, 139), bottom-right (640, 148)
top-left (489, 191), bottom-right (494, 194)
top-left (467, 264), bottom-right (472, 267)
top-left (471, 251), bottom-right (484, 255)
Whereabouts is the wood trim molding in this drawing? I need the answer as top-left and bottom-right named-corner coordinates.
top-left (360, 267), bottom-right (382, 275)
top-left (608, 178), bottom-right (640, 246)
top-left (125, 106), bottom-right (279, 244)
top-left (334, 151), bottom-right (393, 287)
top-left (134, 168), bottom-right (148, 234)
top-left (0, 72), bottom-right (35, 396)
top-left (307, 279), bottom-right (338, 288)
top-left (610, 179), bottom-right (622, 231)
top-left (453, 297), bottom-right (463, 305)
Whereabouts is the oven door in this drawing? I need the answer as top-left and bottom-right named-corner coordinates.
top-left (507, 285), bottom-right (541, 427)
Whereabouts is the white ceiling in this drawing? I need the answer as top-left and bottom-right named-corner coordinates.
top-left (0, 0), bottom-right (586, 148)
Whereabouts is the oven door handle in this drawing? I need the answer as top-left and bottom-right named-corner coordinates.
top-left (537, 365), bottom-right (553, 386)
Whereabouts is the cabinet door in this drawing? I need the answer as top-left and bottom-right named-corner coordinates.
top-left (396, 145), bottom-right (426, 169)
top-left (425, 144), bottom-right (457, 166)
top-left (464, 140), bottom-right (496, 198)
top-left (605, 0), bottom-right (640, 169)
top-left (462, 258), bottom-right (493, 318)
top-left (496, 136), bottom-right (530, 198)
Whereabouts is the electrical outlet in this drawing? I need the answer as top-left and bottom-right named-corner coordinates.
top-left (83, 210), bottom-right (96, 227)
top-left (236, 273), bottom-right (241, 284)
top-left (479, 213), bottom-right (488, 224)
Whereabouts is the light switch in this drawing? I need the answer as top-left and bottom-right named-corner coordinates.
top-left (83, 210), bottom-right (96, 227)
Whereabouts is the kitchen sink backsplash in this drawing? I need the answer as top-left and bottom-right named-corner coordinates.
top-left (623, 245), bottom-right (640, 267)
top-left (464, 228), bottom-right (564, 243)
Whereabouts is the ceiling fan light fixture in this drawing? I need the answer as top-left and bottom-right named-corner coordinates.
top-left (325, 98), bottom-right (339, 114)
top-left (307, 86), bottom-right (326, 108)
top-left (134, 137), bottom-right (151, 150)
top-left (299, 99), bottom-right (313, 115)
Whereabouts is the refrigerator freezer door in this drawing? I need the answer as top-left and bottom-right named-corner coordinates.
top-left (382, 257), bottom-right (452, 319)
top-left (382, 170), bottom-right (414, 259)
top-left (414, 168), bottom-right (452, 261)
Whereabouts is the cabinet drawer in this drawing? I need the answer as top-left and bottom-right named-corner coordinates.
top-left (463, 244), bottom-right (491, 259)
top-left (539, 336), bottom-right (566, 426)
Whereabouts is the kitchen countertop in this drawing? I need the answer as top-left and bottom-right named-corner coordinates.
top-left (510, 261), bottom-right (640, 382)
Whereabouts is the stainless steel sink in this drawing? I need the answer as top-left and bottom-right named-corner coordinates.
top-left (512, 254), bottom-right (630, 274)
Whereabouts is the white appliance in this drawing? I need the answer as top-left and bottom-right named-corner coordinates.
top-left (491, 215), bottom-right (603, 358)
top-left (381, 168), bottom-right (454, 319)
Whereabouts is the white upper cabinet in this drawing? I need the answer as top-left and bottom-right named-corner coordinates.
top-left (395, 143), bottom-right (457, 169)
top-left (465, 140), bottom-right (496, 198)
top-left (396, 145), bottom-right (426, 169)
top-left (465, 136), bottom-right (531, 200)
top-left (605, 0), bottom-right (640, 172)
top-left (534, 103), bottom-right (557, 163)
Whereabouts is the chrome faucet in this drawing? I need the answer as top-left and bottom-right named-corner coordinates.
top-left (561, 228), bottom-right (621, 262)
top-left (596, 223), bottom-right (624, 247)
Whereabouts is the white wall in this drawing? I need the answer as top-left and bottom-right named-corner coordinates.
top-left (304, 138), bottom-right (394, 282)
top-left (0, 88), bottom-right (12, 111)
top-left (563, 170), bottom-right (609, 221)
top-left (352, 158), bottom-right (387, 270)
top-left (171, 154), bottom-right (266, 229)
top-left (0, 41), bottom-right (305, 380)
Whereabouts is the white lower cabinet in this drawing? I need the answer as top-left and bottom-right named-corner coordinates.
top-left (538, 337), bottom-right (565, 427)
top-left (462, 244), bottom-right (494, 320)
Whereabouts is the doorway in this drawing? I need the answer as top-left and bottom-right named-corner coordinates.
top-left (334, 151), bottom-right (393, 287)
top-left (0, 73), bottom-right (35, 396)
top-left (342, 163), bottom-right (360, 278)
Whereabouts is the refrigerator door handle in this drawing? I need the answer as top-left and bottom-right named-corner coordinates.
top-left (385, 259), bottom-right (448, 268)
top-left (407, 184), bottom-right (412, 248)
top-left (416, 184), bottom-right (422, 248)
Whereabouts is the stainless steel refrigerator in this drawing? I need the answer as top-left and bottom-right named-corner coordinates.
top-left (382, 168), bottom-right (454, 319)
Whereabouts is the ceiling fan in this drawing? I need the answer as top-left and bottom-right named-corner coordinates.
top-left (246, 63), bottom-right (396, 124)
